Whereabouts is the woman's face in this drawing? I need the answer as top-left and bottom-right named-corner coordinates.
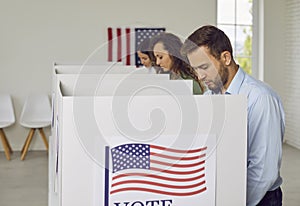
top-left (153, 42), bottom-right (173, 72)
top-left (137, 51), bottom-right (152, 68)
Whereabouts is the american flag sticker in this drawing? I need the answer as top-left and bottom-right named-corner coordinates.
top-left (104, 137), bottom-right (216, 206)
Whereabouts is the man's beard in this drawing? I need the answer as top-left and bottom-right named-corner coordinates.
top-left (210, 66), bottom-right (229, 94)
top-left (210, 80), bottom-right (223, 94)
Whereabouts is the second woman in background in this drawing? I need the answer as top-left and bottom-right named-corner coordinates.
top-left (136, 38), bottom-right (161, 74)
top-left (150, 32), bottom-right (205, 94)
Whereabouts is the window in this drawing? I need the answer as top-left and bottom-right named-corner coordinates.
top-left (217, 0), bottom-right (253, 75)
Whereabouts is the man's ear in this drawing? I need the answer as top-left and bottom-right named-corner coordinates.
top-left (221, 51), bottom-right (232, 66)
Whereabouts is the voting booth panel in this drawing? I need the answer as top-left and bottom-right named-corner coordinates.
top-left (51, 64), bottom-right (170, 132)
top-left (49, 73), bottom-right (193, 206)
top-left (55, 74), bottom-right (171, 96)
top-left (53, 87), bottom-right (246, 206)
top-left (51, 73), bottom-right (173, 139)
top-left (54, 66), bottom-right (154, 75)
top-left (50, 63), bottom-right (142, 206)
top-left (53, 62), bottom-right (123, 68)
top-left (53, 65), bottom-right (136, 75)
top-left (51, 63), bottom-right (170, 138)
top-left (52, 64), bottom-right (152, 93)
top-left (50, 63), bottom-right (247, 206)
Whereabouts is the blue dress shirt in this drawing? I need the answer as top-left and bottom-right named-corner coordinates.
top-left (206, 68), bottom-right (285, 206)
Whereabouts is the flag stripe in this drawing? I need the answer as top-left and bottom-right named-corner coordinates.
top-left (111, 179), bottom-right (206, 189)
top-left (110, 187), bottom-right (207, 196)
top-left (150, 159), bottom-right (205, 168)
top-left (116, 28), bottom-right (122, 62)
top-left (151, 166), bottom-right (205, 175)
top-left (112, 172), bottom-right (205, 182)
top-left (130, 30), bottom-right (135, 65)
top-left (151, 145), bottom-right (207, 153)
top-left (150, 152), bottom-right (206, 161)
top-left (125, 28), bottom-right (131, 65)
top-left (107, 27), bottom-right (113, 61)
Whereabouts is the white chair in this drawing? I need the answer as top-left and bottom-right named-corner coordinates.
top-left (0, 94), bottom-right (15, 160)
top-left (20, 94), bottom-right (51, 160)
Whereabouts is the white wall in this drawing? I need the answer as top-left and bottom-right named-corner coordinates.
top-left (263, 0), bottom-right (285, 97)
top-left (0, 0), bottom-right (288, 152)
top-left (0, 0), bottom-right (216, 151)
top-left (281, 0), bottom-right (300, 149)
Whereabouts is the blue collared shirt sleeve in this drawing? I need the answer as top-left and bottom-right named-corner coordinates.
top-left (246, 93), bottom-right (284, 206)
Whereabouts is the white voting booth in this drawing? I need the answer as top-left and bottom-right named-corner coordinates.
top-left (50, 63), bottom-right (247, 206)
top-left (50, 63), bottom-right (193, 206)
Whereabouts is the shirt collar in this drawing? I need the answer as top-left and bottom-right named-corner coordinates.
top-left (225, 67), bottom-right (246, 95)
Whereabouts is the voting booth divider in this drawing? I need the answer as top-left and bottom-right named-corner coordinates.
top-left (49, 63), bottom-right (247, 206)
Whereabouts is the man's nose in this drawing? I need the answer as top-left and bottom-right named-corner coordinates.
top-left (196, 70), bottom-right (206, 80)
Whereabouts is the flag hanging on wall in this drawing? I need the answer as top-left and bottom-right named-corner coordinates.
top-left (107, 27), bottom-right (166, 66)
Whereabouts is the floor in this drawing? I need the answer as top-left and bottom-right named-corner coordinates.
top-left (281, 143), bottom-right (300, 205)
top-left (0, 151), bottom-right (48, 206)
top-left (0, 143), bottom-right (299, 206)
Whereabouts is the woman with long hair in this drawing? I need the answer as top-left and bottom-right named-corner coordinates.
top-left (150, 32), bottom-right (205, 94)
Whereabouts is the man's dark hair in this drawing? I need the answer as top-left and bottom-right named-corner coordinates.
top-left (181, 25), bottom-right (233, 60)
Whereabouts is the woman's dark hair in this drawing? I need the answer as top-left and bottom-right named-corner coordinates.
top-left (137, 38), bottom-right (156, 66)
top-left (137, 38), bottom-right (151, 56)
top-left (150, 33), bottom-right (185, 74)
top-left (150, 32), bottom-right (205, 92)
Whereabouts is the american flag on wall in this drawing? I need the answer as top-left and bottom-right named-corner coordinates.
top-left (106, 143), bottom-right (207, 196)
top-left (107, 27), bottom-right (165, 66)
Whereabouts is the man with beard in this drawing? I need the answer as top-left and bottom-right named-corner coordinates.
top-left (181, 25), bottom-right (285, 206)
